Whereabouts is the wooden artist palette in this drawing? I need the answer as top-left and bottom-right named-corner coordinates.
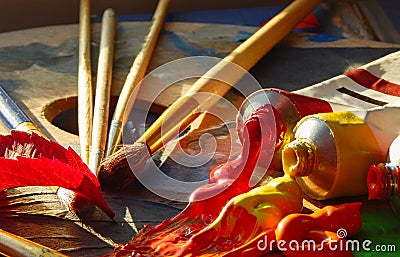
top-left (0, 21), bottom-right (400, 256)
top-left (0, 22), bottom-right (398, 144)
top-left (0, 22), bottom-right (258, 145)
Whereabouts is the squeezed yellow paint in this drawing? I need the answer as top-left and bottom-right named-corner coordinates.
top-left (204, 175), bottom-right (303, 243)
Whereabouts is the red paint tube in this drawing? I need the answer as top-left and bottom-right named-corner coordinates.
top-left (210, 88), bottom-right (332, 185)
top-left (368, 135), bottom-right (400, 218)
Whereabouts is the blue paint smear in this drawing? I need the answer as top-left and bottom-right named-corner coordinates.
top-left (307, 34), bottom-right (344, 42)
top-left (117, 26), bottom-right (126, 34)
top-left (0, 40), bottom-right (80, 74)
top-left (234, 30), bottom-right (253, 42)
top-left (162, 30), bottom-right (217, 56)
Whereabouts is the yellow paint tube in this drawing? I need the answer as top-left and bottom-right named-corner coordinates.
top-left (282, 110), bottom-right (388, 200)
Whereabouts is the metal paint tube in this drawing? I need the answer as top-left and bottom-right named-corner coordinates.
top-left (236, 88), bottom-right (332, 171)
top-left (283, 111), bottom-right (388, 200)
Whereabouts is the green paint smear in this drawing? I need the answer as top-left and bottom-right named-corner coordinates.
top-left (354, 200), bottom-right (399, 257)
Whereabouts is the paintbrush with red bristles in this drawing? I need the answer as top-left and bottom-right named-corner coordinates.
top-left (98, 0), bottom-right (323, 190)
top-left (0, 84), bottom-right (93, 214)
top-left (58, 2), bottom-right (117, 214)
top-left (0, 5), bottom-right (116, 216)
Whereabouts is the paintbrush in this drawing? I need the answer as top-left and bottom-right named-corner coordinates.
top-left (0, 84), bottom-right (94, 214)
top-left (0, 228), bottom-right (68, 257)
top-left (98, 0), bottom-right (323, 190)
top-left (56, 0), bottom-right (98, 215)
top-left (105, 0), bottom-right (170, 157)
top-left (89, 8), bottom-right (116, 174)
top-left (78, 0), bottom-right (94, 165)
top-left (0, 85), bottom-right (46, 138)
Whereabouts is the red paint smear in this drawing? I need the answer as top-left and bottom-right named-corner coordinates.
top-left (0, 130), bottom-right (114, 218)
top-left (345, 68), bottom-right (400, 97)
top-left (103, 106), bottom-right (277, 256)
top-left (101, 105), bottom-right (261, 256)
top-left (260, 12), bottom-right (319, 29)
top-left (275, 203), bottom-right (362, 257)
top-left (210, 104), bottom-right (274, 183)
top-left (296, 13), bottom-right (320, 29)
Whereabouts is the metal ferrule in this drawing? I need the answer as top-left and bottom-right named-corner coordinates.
top-left (89, 149), bottom-right (104, 175)
top-left (105, 119), bottom-right (123, 157)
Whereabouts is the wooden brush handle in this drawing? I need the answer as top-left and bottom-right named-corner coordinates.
top-left (77, 0), bottom-right (93, 164)
top-left (0, 228), bottom-right (68, 257)
top-left (106, 0), bottom-right (170, 156)
top-left (113, 0), bottom-right (170, 121)
top-left (90, 8), bottom-right (116, 174)
top-left (139, 0), bottom-right (322, 152)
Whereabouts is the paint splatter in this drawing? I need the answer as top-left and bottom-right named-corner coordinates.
top-left (307, 34), bottom-right (344, 42)
top-left (234, 30), bottom-right (253, 42)
top-left (162, 30), bottom-right (218, 56)
top-left (0, 38), bottom-right (83, 74)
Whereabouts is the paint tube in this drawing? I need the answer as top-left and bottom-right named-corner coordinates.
top-left (236, 88), bottom-right (332, 171)
top-left (282, 108), bottom-right (400, 200)
top-left (367, 135), bottom-right (400, 218)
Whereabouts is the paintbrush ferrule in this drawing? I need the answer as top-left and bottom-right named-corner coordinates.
top-left (89, 149), bottom-right (104, 175)
top-left (0, 85), bottom-right (46, 138)
top-left (15, 122), bottom-right (45, 138)
top-left (106, 119), bottom-right (123, 157)
top-left (0, 85), bottom-right (31, 129)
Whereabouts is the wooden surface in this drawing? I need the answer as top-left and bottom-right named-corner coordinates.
top-left (0, 0), bottom-right (293, 33)
top-left (0, 21), bottom-right (398, 145)
top-left (0, 21), bottom-right (400, 256)
top-left (355, 0), bottom-right (400, 43)
top-left (135, 0), bottom-right (323, 155)
top-left (0, 187), bottom-right (181, 256)
top-left (0, 21), bottom-right (257, 146)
